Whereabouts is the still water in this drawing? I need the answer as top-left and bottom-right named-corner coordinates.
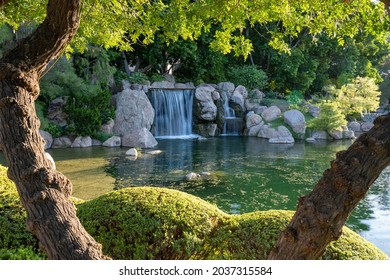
top-left (1, 137), bottom-right (389, 255)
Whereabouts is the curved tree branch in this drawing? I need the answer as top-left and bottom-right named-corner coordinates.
top-left (0, 0), bottom-right (108, 259)
top-left (2, 0), bottom-right (81, 76)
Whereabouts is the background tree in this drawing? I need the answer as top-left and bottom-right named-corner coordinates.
top-left (1, 0), bottom-right (389, 259)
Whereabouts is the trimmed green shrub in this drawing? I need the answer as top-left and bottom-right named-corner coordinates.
top-left (77, 187), bottom-right (229, 260)
top-left (77, 187), bottom-right (389, 260)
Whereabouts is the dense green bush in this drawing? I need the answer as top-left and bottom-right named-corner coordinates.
top-left (307, 100), bottom-right (347, 131)
top-left (324, 76), bottom-right (381, 120)
top-left (77, 187), bottom-right (228, 259)
top-left (226, 65), bottom-right (268, 90)
top-left (77, 187), bottom-right (389, 260)
top-left (65, 89), bottom-right (115, 137)
top-left (1, 166), bottom-right (388, 260)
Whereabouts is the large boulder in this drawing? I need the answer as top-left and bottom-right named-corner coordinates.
top-left (283, 109), bottom-right (306, 135)
top-left (193, 85), bottom-right (218, 121)
top-left (102, 136), bottom-right (121, 147)
top-left (51, 136), bottom-right (73, 148)
top-left (122, 128), bottom-right (158, 149)
top-left (261, 106), bottom-right (282, 122)
top-left (217, 82), bottom-right (235, 99)
top-left (114, 89), bottom-right (155, 136)
top-left (245, 113), bottom-right (264, 136)
top-left (39, 130), bottom-right (53, 150)
top-left (233, 85), bottom-right (248, 99)
top-left (71, 136), bottom-right (92, 148)
top-left (361, 122), bottom-right (374, 132)
top-left (312, 130), bottom-right (329, 140)
top-left (307, 104), bottom-right (320, 118)
top-left (230, 92), bottom-right (245, 111)
top-left (329, 129), bottom-right (356, 140)
top-left (101, 119), bottom-right (115, 135)
top-left (258, 125), bottom-right (292, 140)
top-left (348, 121), bottom-right (361, 132)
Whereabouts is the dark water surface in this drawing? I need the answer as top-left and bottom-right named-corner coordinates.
top-left (1, 137), bottom-right (389, 255)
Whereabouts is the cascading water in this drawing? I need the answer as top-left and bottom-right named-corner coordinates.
top-left (150, 88), bottom-right (196, 138)
top-left (221, 93), bottom-right (243, 136)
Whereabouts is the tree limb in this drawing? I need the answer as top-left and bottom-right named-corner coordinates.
top-left (2, 0), bottom-right (81, 76)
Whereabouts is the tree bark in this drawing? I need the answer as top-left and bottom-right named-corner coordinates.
top-left (0, 0), bottom-right (107, 259)
top-left (268, 113), bottom-right (390, 259)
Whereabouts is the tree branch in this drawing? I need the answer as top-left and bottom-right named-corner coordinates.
top-left (2, 0), bottom-right (81, 76)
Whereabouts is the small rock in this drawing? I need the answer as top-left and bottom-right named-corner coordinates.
top-left (198, 136), bottom-right (207, 141)
top-left (125, 148), bottom-right (138, 157)
top-left (45, 152), bottom-right (56, 169)
top-left (184, 172), bottom-right (201, 181)
top-left (102, 136), bottom-right (121, 147)
top-left (305, 138), bottom-right (316, 143)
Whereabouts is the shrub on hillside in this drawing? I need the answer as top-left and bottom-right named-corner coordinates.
top-left (307, 100), bottom-right (347, 131)
top-left (324, 76), bottom-right (381, 120)
top-left (226, 65), bottom-right (268, 90)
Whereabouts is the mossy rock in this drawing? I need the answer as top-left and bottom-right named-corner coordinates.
top-left (78, 187), bottom-right (389, 260)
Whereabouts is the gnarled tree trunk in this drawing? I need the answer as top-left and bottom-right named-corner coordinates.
top-left (268, 114), bottom-right (390, 259)
top-left (0, 0), bottom-right (107, 259)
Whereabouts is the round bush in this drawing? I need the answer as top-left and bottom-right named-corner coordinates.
top-left (77, 187), bottom-right (389, 260)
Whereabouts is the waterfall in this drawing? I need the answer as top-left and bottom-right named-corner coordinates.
top-left (221, 93), bottom-right (243, 136)
top-left (150, 89), bottom-right (196, 138)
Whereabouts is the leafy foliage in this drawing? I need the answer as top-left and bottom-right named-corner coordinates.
top-left (2, 0), bottom-right (388, 57)
top-left (65, 89), bottom-right (115, 137)
top-left (307, 100), bottom-right (347, 131)
top-left (39, 56), bottom-right (98, 104)
top-left (324, 76), bottom-right (381, 119)
top-left (226, 65), bottom-right (268, 90)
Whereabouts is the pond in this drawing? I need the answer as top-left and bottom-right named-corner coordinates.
top-left (1, 137), bottom-right (390, 256)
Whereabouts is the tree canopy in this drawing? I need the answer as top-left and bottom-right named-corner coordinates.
top-left (1, 0), bottom-right (388, 56)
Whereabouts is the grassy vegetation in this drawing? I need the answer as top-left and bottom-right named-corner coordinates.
top-left (1, 165), bottom-right (388, 260)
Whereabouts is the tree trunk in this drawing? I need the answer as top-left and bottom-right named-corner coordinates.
top-left (268, 113), bottom-right (390, 259)
top-left (0, 0), bottom-right (107, 259)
